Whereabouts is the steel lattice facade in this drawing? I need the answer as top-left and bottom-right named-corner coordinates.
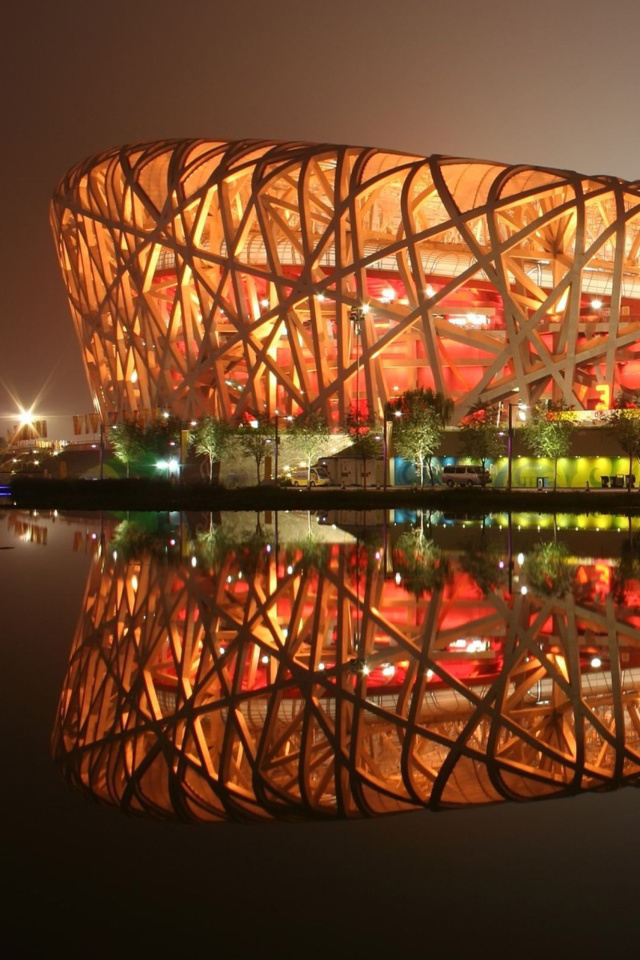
top-left (51, 139), bottom-right (640, 424)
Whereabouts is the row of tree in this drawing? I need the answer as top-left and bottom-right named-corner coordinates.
top-left (386, 391), bottom-right (578, 490)
top-left (107, 392), bottom-right (640, 489)
top-left (109, 411), bottom-right (333, 484)
top-left (391, 393), bottom-right (640, 491)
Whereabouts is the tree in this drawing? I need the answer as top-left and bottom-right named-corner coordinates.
top-left (190, 415), bottom-right (230, 483)
top-left (286, 411), bottom-right (332, 486)
top-left (458, 404), bottom-right (506, 488)
top-left (109, 420), bottom-right (145, 477)
top-left (393, 528), bottom-right (451, 597)
top-left (235, 415), bottom-right (275, 484)
top-left (234, 516), bottom-right (274, 576)
top-left (613, 536), bottom-right (640, 605)
top-left (141, 415), bottom-right (182, 479)
top-left (144, 415), bottom-right (181, 460)
top-left (522, 402), bottom-right (576, 491)
top-left (345, 401), bottom-right (382, 490)
top-left (459, 540), bottom-right (507, 595)
top-left (418, 388), bottom-right (455, 427)
top-left (523, 542), bottom-right (574, 597)
top-left (110, 519), bottom-right (155, 559)
top-left (608, 409), bottom-right (640, 489)
top-left (193, 520), bottom-right (232, 572)
top-left (391, 390), bottom-right (443, 486)
top-left (285, 534), bottom-right (331, 572)
top-left (458, 518), bottom-right (507, 595)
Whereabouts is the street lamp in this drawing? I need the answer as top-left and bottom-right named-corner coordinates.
top-left (18, 408), bottom-right (34, 427)
top-left (156, 458), bottom-right (179, 481)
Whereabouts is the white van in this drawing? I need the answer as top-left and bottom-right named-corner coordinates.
top-left (442, 465), bottom-right (492, 487)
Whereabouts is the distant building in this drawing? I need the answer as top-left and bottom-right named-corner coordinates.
top-left (51, 139), bottom-right (640, 426)
top-left (8, 420), bottom-right (49, 448)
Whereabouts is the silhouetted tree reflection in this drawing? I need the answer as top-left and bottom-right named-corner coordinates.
top-left (225, 517), bottom-right (273, 577)
top-left (285, 536), bottom-right (331, 572)
top-left (613, 538), bottom-right (640, 606)
top-left (394, 529), bottom-right (451, 597)
top-left (523, 542), bottom-right (575, 597)
top-left (456, 514), bottom-right (507, 595)
top-left (110, 519), bottom-right (156, 560)
top-left (194, 523), bottom-right (233, 571)
top-left (459, 539), bottom-right (507, 595)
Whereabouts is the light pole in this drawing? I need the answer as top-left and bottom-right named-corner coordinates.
top-left (349, 308), bottom-right (365, 407)
top-left (507, 401), bottom-right (526, 491)
top-left (383, 412), bottom-right (389, 493)
top-left (507, 402), bottom-right (515, 492)
top-left (382, 407), bottom-right (403, 492)
top-left (349, 307), bottom-right (366, 485)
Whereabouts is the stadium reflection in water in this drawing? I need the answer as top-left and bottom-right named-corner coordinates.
top-left (52, 511), bottom-right (640, 822)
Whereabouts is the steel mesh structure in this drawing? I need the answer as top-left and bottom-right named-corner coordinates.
top-left (52, 539), bottom-right (640, 822)
top-left (51, 139), bottom-right (640, 425)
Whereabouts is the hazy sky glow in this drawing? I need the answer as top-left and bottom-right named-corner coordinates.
top-left (3, 0), bottom-right (640, 433)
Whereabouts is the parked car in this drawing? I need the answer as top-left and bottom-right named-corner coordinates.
top-left (287, 466), bottom-right (332, 487)
top-left (442, 465), bottom-right (492, 487)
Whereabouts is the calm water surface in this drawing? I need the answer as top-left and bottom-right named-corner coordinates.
top-left (4, 507), bottom-right (640, 956)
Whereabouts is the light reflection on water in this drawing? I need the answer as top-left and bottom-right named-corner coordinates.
top-left (49, 509), bottom-right (640, 821)
top-left (6, 507), bottom-right (640, 823)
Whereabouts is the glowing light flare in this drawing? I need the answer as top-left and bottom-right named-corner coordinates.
top-left (18, 408), bottom-right (34, 427)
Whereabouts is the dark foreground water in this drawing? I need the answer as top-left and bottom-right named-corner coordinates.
top-left (4, 507), bottom-right (640, 957)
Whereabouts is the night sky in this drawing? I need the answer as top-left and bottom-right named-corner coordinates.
top-left (3, 0), bottom-right (640, 436)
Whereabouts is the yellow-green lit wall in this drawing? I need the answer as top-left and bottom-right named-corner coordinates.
top-left (491, 456), bottom-right (637, 488)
